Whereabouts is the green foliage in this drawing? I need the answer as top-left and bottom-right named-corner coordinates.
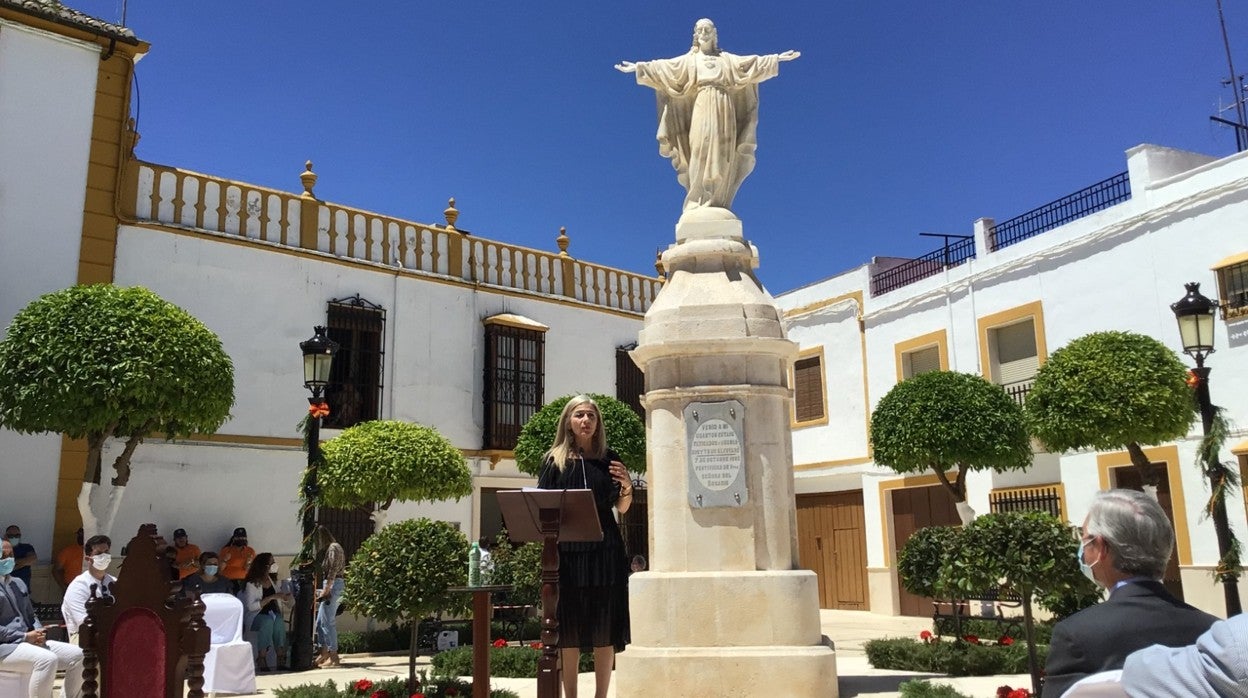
top-left (1026, 331), bottom-right (1194, 453)
top-left (949, 512), bottom-right (1093, 600)
top-left (871, 371), bottom-right (1031, 488)
top-left (1197, 407), bottom-right (1242, 585)
top-left (932, 617), bottom-right (1053, 645)
top-left (272, 674), bottom-right (519, 698)
top-left (344, 518), bottom-right (470, 625)
top-left (0, 284), bottom-right (234, 442)
top-left (898, 525), bottom-right (961, 598)
top-left (319, 420), bottom-right (472, 508)
top-left (513, 393), bottom-right (646, 476)
top-left (1034, 583), bottom-right (1102, 622)
top-left (864, 637), bottom-right (1039, 676)
top-left (432, 645), bottom-right (594, 678)
top-left (488, 535), bottom-right (543, 608)
top-left (898, 681), bottom-right (974, 698)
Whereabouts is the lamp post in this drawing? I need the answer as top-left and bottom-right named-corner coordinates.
top-left (292, 326), bottom-right (339, 670)
top-left (1171, 282), bottom-right (1241, 616)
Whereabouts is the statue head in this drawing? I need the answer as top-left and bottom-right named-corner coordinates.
top-left (691, 18), bottom-right (719, 55)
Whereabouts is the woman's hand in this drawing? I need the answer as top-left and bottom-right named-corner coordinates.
top-left (609, 461), bottom-right (631, 492)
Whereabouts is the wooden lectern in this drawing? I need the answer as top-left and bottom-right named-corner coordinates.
top-left (497, 489), bottom-right (602, 698)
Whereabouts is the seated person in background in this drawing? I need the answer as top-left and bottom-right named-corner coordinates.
top-left (52, 527), bottom-right (84, 591)
top-left (171, 528), bottom-right (201, 580)
top-left (62, 535), bottom-right (114, 639)
top-left (0, 538), bottom-right (84, 698)
top-left (220, 527), bottom-right (255, 591)
top-left (1041, 489), bottom-right (1218, 697)
top-left (4, 524), bottom-right (37, 593)
top-left (239, 552), bottom-right (291, 671)
top-left (1120, 613), bottom-right (1248, 698)
top-left (183, 552), bottom-right (233, 596)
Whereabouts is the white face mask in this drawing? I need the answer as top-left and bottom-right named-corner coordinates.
top-left (269, 563), bottom-right (279, 574)
top-left (90, 553), bottom-right (111, 571)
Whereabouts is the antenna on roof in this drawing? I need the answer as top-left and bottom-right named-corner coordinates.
top-left (1211, 0), bottom-right (1248, 152)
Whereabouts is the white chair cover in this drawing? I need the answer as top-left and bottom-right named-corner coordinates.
top-left (1062, 669), bottom-right (1127, 697)
top-left (199, 593), bottom-right (256, 695)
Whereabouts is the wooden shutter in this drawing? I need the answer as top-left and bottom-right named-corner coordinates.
top-left (994, 320), bottom-right (1038, 384)
top-left (905, 346), bottom-right (941, 378)
top-left (794, 355), bottom-right (824, 422)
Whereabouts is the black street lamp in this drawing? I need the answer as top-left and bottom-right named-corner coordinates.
top-left (1171, 282), bottom-right (1241, 616)
top-left (292, 326), bottom-right (339, 670)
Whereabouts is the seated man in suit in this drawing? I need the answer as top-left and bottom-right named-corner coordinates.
top-left (1042, 489), bottom-right (1218, 697)
top-left (0, 538), bottom-right (84, 698)
top-left (1120, 613), bottom-right (1248, 698)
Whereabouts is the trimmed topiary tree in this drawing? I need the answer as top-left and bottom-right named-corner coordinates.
top-left (897, 525), bottom-right (962, 600)
top-left (0, 284), bottom-right (234, 538)
top-left (344, 517), bottom-right (469, 689)
top-left (871, 371), bottom-right (1032, 524)
top-left (513, 393), bottom-right (646, 477)
top-left (318, 419), bottom-right (472, 531)
top-left (1025, 330), bottom-right (1194, 491)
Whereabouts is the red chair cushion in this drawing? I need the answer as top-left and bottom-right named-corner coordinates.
top-left (106, 608), bottom-right (167, 698)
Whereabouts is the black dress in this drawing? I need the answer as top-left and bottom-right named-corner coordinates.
top-left (537, 449), bottom-right (631, 652)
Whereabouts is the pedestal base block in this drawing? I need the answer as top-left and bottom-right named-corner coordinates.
top-left (615, 645), bottom-right (838, 698)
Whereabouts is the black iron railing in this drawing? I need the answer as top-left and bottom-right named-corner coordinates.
top-left (1002, 379), bottom-right (1033, 407)
top-left (990, 485), bottom-right (1062, 520)
top-left (989, 172), bottom-right (1131, 252)
top-left (870, 236), bottom-right (977, 296)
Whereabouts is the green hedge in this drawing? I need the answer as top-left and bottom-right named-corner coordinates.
top-left (337, 617), bottom-right (543, 655)
top-left (431, 645), bottom-right (594, 678)
top-left (898, 681), bottom-right (974, 698)
top-left (865, 637), bottom-right (1041, 676)
top-left (272, 675), bottom-right (518, 698)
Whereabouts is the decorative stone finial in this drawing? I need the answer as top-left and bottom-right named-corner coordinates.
top-left (124, 117), bottom-right (140, 158)
top-left (655, 248), bottom-right (666, 280)
top-left (556, 227), bottom-right (570, 257)
top-left (299, 161), bottom-right (317, 199)
top-left (444, 197), bottom-right (460, 230)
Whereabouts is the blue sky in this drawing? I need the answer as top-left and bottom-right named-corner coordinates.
top-left (70, 1), bottom-right (1248, 293)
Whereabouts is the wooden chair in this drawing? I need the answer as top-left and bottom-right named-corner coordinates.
top-left (79, 531), bottom-right (211, 698)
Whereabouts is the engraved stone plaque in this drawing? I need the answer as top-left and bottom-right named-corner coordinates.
top-left (684, 400), bottom-right (747, 508)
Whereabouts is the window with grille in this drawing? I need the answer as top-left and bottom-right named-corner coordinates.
top-left (902, 345), bottom-right (941, 378)
top-left (1215, 257), bottom-right (1248, 320)
top-left (484, 321), bottom-right (545, 450)
top-left (793, 354), bottom-right (825, 423)
top-left (324, 296), bottom-right (385, 429)
top-left (616, 345), bottom-right (644, 418)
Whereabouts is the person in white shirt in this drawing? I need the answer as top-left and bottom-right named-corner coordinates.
top-left (1, 538), bottom-right (84, 698)
top-left (61, 535), bottom-right (115, 639)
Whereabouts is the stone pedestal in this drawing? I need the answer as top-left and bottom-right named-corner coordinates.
top-left (615, 216), bottom-right (837, 697)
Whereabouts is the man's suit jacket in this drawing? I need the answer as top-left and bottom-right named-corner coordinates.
top-left (1121, 613), bottom-right (1248, 698)
top-left (0, 575), bottom-right (39, 660)
top-left (1042, 580), bottom-right (1218, 697)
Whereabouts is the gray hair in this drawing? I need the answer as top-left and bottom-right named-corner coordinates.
top-left (1085, 489), bottom-right (1174, 580)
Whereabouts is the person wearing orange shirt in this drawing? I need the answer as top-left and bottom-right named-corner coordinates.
top-left (219, 527), bottom-right (255, 590)
top-left (52, 528), bottom-right (84, 590)
top-left (171, 528), bottom-right (202, 580)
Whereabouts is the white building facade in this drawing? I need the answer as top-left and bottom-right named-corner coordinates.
top-left (0, 1), bottom-right (655, 600)
top-left (779, 144), bottom-right (1248, 618)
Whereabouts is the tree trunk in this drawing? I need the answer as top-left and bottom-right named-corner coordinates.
top-left (933, 466), bottom-right (976, 525)
top-left (408, 622), bottom-right (419, 692)
top-left (77, 483), bottom-right (100, 539)
top-left (371, 504), bottom-right (391, 533)
top-left (1126, 441), bottom-right (1160, 494)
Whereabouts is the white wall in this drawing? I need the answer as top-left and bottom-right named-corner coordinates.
top-left (0, 19), bottom-right (101, 563)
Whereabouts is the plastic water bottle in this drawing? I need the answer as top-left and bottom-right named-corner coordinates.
top-left (468, 542), bottom-right (481, 587)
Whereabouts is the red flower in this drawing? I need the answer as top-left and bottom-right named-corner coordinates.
top-left (410, 694), bottom-right (425, 698)
top-left (369, 691), bottom-right (390, 698)
top-left (530, 641), bottom-right (543, 649)
top-left (999, 635), bottom-right (1014, 646)
top-left (919, 630), bottom-right (932, 641)
top-left (964, 634), bottom-right (980, 645)
top-left (492, 638), bottom-right (507, 648)
top-left (354, 679), bottom-right (374, 693)
top-left (1009, 690), bottom-right (1031, 698)
top-left (1187, 370), bottom-right (1200, 388)
top-left (997, 687), bottom-right (1013, 698)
